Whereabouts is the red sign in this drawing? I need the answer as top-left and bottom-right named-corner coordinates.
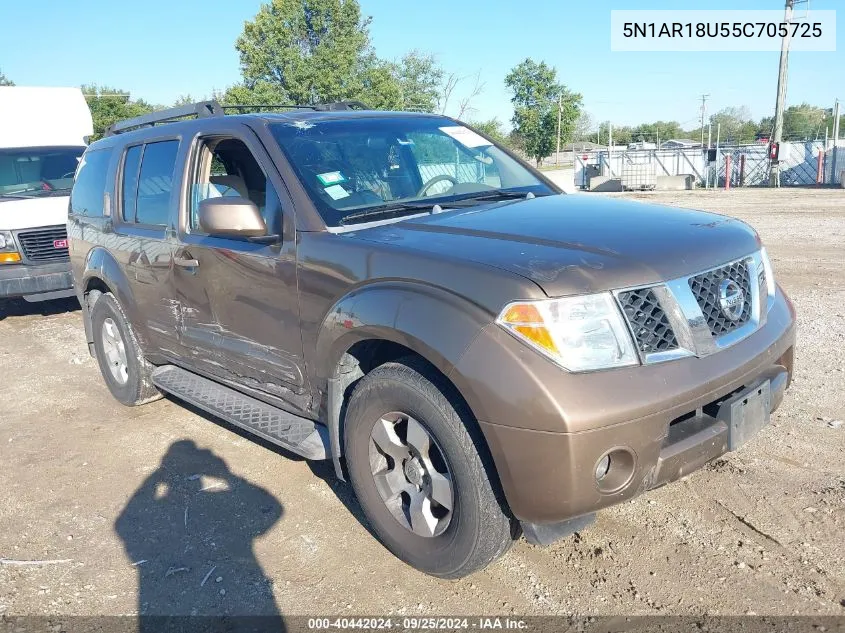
top-left (53, 239), bottom-right (68, 249)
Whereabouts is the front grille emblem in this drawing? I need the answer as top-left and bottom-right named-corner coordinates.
top-left (718, 278), bottom-right (745, 321)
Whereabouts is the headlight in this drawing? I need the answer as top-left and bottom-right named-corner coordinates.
top-left (496, 293), bottom-right (639, 372)
top-left (760, 247), bottom-right (776, 299)
top-left (0, 230), bottom-right (21, 264)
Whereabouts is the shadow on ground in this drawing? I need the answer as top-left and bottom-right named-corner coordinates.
top-left (115, 439), bottom-right (287, 630)
top-left (166, 395), bottom-right (378, 543)
top-left (0, 296), bottom-right (80, 321)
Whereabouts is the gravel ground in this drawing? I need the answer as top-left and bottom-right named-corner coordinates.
top-left (0, 187), bottom-right (842, 619)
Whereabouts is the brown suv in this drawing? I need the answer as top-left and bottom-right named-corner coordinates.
top-left (68, 101), bottom-right (796, 578)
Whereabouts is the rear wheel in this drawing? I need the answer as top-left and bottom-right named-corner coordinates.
top-left (344, 358), bottom-right (514, 578)
top-left (90, 292), bottom-right (161, 406)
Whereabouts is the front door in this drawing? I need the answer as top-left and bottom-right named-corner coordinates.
top-left (170, 126), bottom-right (308, 410)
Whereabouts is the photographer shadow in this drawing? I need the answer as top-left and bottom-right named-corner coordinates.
top-left (115, 439), bottom-right (286, 631)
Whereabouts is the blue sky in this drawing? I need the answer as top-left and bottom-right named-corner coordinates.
top-left (1, 0), bottom-right (841, 131)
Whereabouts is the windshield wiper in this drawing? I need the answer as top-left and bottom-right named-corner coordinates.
top-left (340, 202), bottom-right (441, 225)
top-left (339, 190), bottom-right (549, 225)
top-left (447, 190), bottom-right (548, 206)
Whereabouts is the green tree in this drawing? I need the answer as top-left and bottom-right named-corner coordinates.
top-left (629, 120), bottom-right (684, 144)
top-left (469, 118), bottom-right (507, 146)
top-left (709, 106), bottom-right (754, 143)
top-left (782, 103), bottom-right (827, 140)
top-left (505, 59), bottom-right (581, 165)
top-left (0, 69), bottom-right (13, 86)
top-left (395, 51), bottom-right (443, 112)
top-left (235, 0), bottom-right (392, 106)
top-left (216, 80), bottom-right (287, 112)
top-left (82, 85), bottom-right (155, 140)
top-left (573, 111), bottom-right (594, 142)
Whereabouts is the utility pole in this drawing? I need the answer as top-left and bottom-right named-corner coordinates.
top-left (556, 93), bottom-right (563, 167)
top-left (769, 0), bottom-right (795, 187)
top-left (699, 94), bottom-right (709, 148)
top-left (832, 99), bottom-right (841, 184)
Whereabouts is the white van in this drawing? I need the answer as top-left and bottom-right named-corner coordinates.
top-left (0, 87), bottom-right (93, 302)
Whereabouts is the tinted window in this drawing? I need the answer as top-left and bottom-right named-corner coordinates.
top-left (121, 145), bottom-right (142, 222)
top-left (135, 140), bottom-right (179, 226)
top-left (70, 148), bottom-right (112, 217)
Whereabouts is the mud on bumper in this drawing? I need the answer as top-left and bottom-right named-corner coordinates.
top-left (0, 261), bottom-right (75, 302)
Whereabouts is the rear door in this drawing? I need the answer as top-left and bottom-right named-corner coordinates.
top-left (113, 137), bottom-right (183, 351)
top-left (169, 122), bottom-right (307, 409)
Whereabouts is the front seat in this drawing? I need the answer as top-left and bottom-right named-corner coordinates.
top-left (209, 175), bottom-right (249, 199)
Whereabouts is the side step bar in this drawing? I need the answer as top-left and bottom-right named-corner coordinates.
top-left (151, 365), bottom-right (329, 460)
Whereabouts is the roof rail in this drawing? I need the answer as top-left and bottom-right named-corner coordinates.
top-left (312, 100), bottom-right (370, 111)
top-left (104, 99), bottom-right (371, 136)
top-left (105, 100), bottom-right (224, 136)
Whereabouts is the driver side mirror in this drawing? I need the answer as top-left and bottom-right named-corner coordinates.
top-left (198, 197), bottom-right (267, 238)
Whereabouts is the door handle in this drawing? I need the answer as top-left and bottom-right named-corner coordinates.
top-left (174, 255), bottom-right (199, 268)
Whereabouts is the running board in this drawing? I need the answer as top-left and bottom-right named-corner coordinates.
top-left (151, 365), bottom-right (329, 460)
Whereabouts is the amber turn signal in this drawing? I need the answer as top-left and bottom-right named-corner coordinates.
top-left (0, 252), bottom-right (21, 264)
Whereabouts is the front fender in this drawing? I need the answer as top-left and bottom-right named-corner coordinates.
top-left (315, 281), bottom-right (495, 423)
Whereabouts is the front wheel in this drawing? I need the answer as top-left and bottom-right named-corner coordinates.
top-left (344, 358), bottom-right (514, 578)
top-left (90, 292), bottom-right (161, 406)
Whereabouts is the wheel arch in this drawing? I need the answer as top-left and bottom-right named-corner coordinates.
top-left (315, 281), bottom-right (498, 485)
top-left (79, 246), bottom-right (141, 354)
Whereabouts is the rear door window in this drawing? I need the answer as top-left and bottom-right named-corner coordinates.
top-left (135, 140), bottom-right (179, 226)
top-left (70, 148), bottom-right (113, 217)
top-left (121, 145), bottom-right (142, 222)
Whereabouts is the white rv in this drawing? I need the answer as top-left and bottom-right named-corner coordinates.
top-left (0, 86), bottom-right (93, 302)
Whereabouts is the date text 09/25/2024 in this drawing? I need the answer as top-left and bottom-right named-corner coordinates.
top-left (307, 617), bottom-right (528, 630)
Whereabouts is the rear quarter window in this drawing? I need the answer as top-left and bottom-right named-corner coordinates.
top-left (70, 148), bottom-right (113, 217)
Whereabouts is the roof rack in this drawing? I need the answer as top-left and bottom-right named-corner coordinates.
top-left (104, 99), bottom-right (370, 136)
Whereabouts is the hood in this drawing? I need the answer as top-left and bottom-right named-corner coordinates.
top-left (347, 194), bottom-right (760, 297)
top-left (0, 195), bottom-right (70, 231)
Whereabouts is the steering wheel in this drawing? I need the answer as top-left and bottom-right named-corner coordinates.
top-left (417, 174), bottom-right (458, 197)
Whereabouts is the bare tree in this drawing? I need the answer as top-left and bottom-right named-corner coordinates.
top-left (456, 71), bottom-right (485, 120)
top-left (438, 73), bottom-right (460, 115)
top-left (438, 70), bottom-right (485, 120)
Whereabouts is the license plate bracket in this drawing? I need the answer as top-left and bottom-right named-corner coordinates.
top-left (718, 381), bottom-right (772, 451)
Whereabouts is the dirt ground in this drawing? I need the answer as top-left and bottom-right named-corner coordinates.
top-left (0, 187), bottom-right (843, 619)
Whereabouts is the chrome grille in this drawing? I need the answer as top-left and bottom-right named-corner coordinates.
top-left (618, 288), bottom-right (678, 354)
top-left (16, 226), bottom-right (69, 262)
top-left (688, 258), bottom-right (752, 337)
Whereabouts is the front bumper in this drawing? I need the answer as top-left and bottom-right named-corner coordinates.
top-left (455, 287), bottom-right (796, 525)
top-left (0, 260), bottom-right (75, 301)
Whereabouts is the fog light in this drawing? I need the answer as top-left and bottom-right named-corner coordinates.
top-left (595, 454), bottom-right (611, 481)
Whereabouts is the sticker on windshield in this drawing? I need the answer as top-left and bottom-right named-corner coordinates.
top-left (439, 126), bottom-right (493, 148)
top-left (324, 184), bottom-right (350, 200)
top-left (317, 171), bottom-right (347, 186)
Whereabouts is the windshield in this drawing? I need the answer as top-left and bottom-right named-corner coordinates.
top-left (0, 146), bottom-right (85, 198)
top-left (269, 116), bottom-right (554, 226)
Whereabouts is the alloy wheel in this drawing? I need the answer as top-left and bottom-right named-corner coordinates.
top-left (368, 412), bottom-right (454, 537)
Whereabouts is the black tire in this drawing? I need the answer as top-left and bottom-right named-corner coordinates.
top-left (344, 357), bottom-right (514, 578)
top-left (90, 292), bottom-right (161, 406)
